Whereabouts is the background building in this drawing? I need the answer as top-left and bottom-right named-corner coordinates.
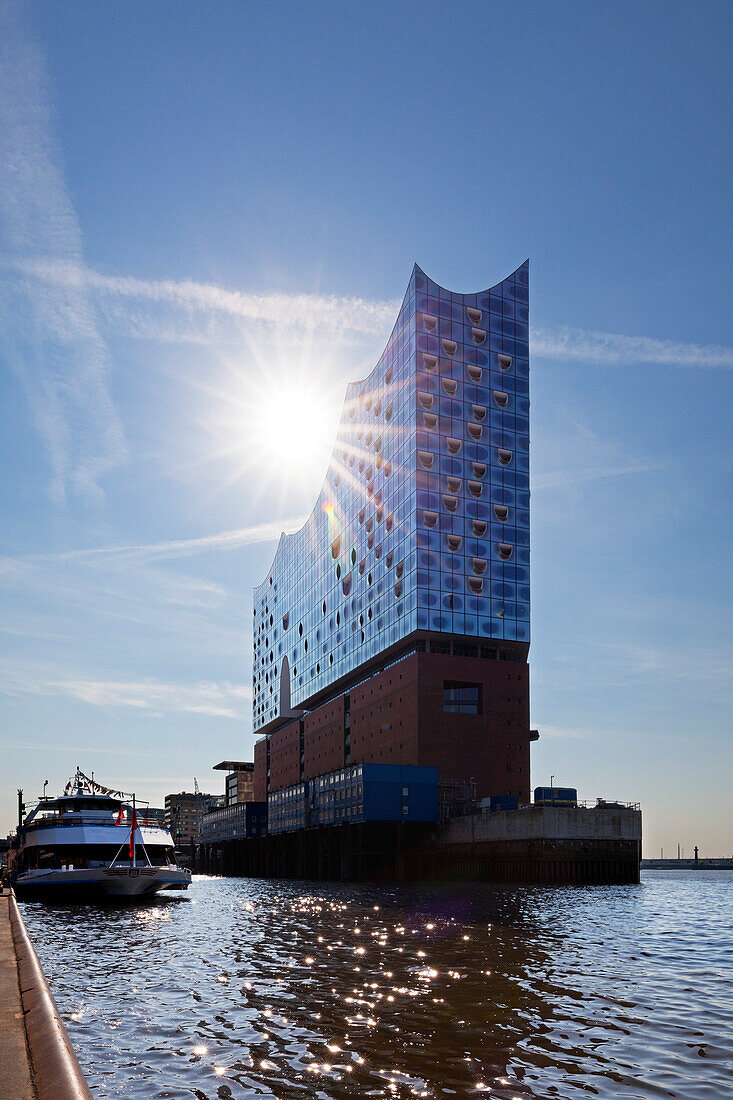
top-left (254, 263), bottom-right (533, 806)
top-left (0, 835), bottom-right (10, 876)
top-left (164, 791), bottom-right (216, 847)
top-left (213, 761), bottom-right (255, 805)
top-left (198, 761), bottom-right (264, 847)
top-left (199, 800), bottom-right (267, 844)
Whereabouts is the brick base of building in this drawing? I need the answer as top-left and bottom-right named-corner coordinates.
top-left (255, 641), bottom-right (531, 803)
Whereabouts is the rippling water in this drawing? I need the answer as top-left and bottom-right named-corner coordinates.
top-left (19, 871), bottom-right (733, 1099)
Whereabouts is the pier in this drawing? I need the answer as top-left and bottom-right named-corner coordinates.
top-left (0, 888), bottom-right (92, 1100)
top-left (437, 803), bottom-right (642, 884)
top-left (197, 803), bottom-right (642, 884)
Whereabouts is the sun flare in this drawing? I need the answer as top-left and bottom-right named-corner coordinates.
top-left (254, 384), bottom-right (334, 483)
top-left (201, 346), bottom-right (347, 508)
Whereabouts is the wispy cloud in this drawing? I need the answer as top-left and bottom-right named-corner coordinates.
top-left (0, 517), bottom-right (297, 652)
top-left (533, 326), bottom-right (733, 369)
top-left (0, 5), bottom-right (126, 502)
top-left (55, 677), bottom-right (251, 718)
top-left (587, 640), bottom-right (733, 686)
top-left (55, 515), bottom-right (308, 566)
top-left (0, 515), bottom-right (307, 576)
top-left (13, 258), bottom-right (400, 340)
top-left (14, 256), bottom-right (733, 369)
top-left (0, 738), bottom-right (204, 761)
top-left (532, 462), bottom-right (660, 491)
top-left (534, 639), bottom-right (733, 695)
top-left (1, 665), bottom-right (252, 718)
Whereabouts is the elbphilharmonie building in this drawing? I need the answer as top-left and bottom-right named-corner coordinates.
top-left (253, 262), bottom-right (533, 804)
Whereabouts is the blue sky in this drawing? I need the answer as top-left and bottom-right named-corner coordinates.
top-left (0, 0), bottom-right (731, 855)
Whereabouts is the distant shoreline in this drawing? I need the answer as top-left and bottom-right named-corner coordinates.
top-left (642, 859), bottom-right (733, 870)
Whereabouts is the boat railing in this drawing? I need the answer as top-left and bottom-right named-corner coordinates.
top-left (21, 817), bottom-right (172, 833)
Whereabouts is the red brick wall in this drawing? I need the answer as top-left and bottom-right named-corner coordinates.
top-left (267, 718), bottom-right (301, 792)
top-left (303, 697), bottom-right (346, 780)
top-left (417, 652), bottom-right (530, 801)
top-left (350, 655), bottom-right (420, 766)
top-left (257, 650), bottom-right (531, 802)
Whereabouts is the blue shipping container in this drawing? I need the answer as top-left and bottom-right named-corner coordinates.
top-left (489, 795), bottom-right (519, 813)
top-left (361, 764), bottom-right (438, 823)
top-left (534, 787), bottom-right (577, 806)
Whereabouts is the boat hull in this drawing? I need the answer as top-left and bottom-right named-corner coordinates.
top-left (13, 866), bottom-right (191, 899)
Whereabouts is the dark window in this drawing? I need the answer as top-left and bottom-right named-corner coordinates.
top-left (443, 681), bottom-right (482, 715)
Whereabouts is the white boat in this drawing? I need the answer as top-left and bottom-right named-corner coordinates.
top-left (12, 770), bottom-right (191, 899)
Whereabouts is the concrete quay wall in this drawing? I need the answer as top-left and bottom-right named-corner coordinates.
top-left (0, 888), bottom-right (92, 1100)
top-left (437, 805), bottom-right (642, 885)
top-left (442, 804), bottom-right (642, 844)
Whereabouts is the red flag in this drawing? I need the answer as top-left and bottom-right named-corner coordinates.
top-left (129, 808), bottom-right (138, 859)
top-left (115, 806), bottom-right (125, 826)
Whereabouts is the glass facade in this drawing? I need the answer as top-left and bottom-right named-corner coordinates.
top-left (199, 801), bottom-right (268, 843)
top-left (253, 262), bottom-right (529, 733)
top-left (267, 783), bottom-right (309, 833)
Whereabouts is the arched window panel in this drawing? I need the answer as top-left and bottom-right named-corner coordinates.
top-left (439, 397), bottom-right (461, 420)
top-left (437, 552), bottom-right (459, 576)
top-left (465, 499), bottom-right (490, 521)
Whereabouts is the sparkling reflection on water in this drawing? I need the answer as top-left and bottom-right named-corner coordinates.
top-left (20, 871), bottom-right (733, 1099)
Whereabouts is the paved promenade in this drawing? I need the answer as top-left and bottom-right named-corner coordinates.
top-left (0, 887), bottom-right (35, 1099)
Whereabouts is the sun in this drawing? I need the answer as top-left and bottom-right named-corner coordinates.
top-left (195, 343), bottom-right (348, 509)
top-left (254, 384), bottom-right (334, 483)
top-left (253, 385), bottom-right (330, 475)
